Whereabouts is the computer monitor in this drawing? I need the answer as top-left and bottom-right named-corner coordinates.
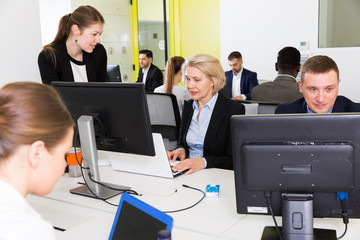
top-left (107, 65), bottom-right (122, 82)
top-left (51, 82), bottom-right (154, 156)
top-left (231, 113), bottom-right (360, 240)
top-left (51, 82), bottom-right (155, 199)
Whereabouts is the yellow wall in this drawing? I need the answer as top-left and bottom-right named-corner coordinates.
top-left (137, 0), bottom-right (164, 21)
top-left (179, 0), bottom-right (220, 59)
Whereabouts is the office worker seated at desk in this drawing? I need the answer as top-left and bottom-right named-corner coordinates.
top-left (155, 56), bottom-right (191, 116)
top-left (168, 54), bottom-right (245, 174)
top-left (251, 46), bottom-right (303, 104)
top-left (137, 49), bottom-right (163, 92)
top-left (225, 51), bottom-right (258, 100)
top-left (0, 82), bottom-right (74, 240)
top-left (275, 55), bottom-right (360, 114)
top-left (38, 5), bottom-right (108, 84)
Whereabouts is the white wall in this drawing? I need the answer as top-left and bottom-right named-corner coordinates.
top-left (79, 0), bottom-right (133, 82)
top-left (39, 0), bottom-right (71, 46)
top-left (220, 0), bottom-right (360, 102)
top-left (0, 0), bottom-right (43, 86)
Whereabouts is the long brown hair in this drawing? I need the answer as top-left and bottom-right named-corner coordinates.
top-left (165, 56), bottom-right (185, 94)
top-left (42, 5), bottom-right (105, 65)
top-left (0, 82), bottom-right (74, 159)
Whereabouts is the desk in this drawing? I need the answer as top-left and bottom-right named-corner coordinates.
top-left (27, 167), bottom-right (360, 240)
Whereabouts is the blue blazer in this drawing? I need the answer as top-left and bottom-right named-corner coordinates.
top-left (275, 96), bottom-right (360, 114)
top-left (225, 68), bottom-right (258, 99)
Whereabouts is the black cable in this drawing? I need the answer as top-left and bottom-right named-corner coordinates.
top-left (265, 191), bottom-right (283, 240)
top-left (337, 199), bottom-right (349, 239)
top-left (71, 125), bottom-right (138, 207)
top-left (87, 173), bottom-right (140, 196)
top-left (163, 184), bottom-right (206, 213)
top-left (71, 121), bottom-right (203, 210)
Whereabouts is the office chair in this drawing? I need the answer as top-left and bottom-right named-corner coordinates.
top-left (257, 102), bottom-right (278, 114)
top-left (220, 84), bottom-right (231, 98)
top-left (107, 65), bottom-right (122, 82)
top-left (232, 99), bottom-right (258, 115)
top-left (243, 103), bottom-right (259, 115)
top-left (146, 92), bottom-right (181, 151)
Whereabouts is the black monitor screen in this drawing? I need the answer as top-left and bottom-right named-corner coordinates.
top-left (107, 65), bottom-right (122, 82)
top-left (231, 113), bottom-right (360, 238)
top-left (111, 201), bottom-right (167, 240)
top-left (51, 82), bottom-right (155, 156)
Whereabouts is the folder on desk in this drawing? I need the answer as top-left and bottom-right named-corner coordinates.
top-left (109, 192), bottom-right (174, 240)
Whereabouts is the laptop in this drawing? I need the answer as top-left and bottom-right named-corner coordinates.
top-left (98, 133), bottom-right (185, 178)
top-left (108, 192), bottom-right (174, 240)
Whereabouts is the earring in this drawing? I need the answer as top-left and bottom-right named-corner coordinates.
top-left (75, 39), bottom-right (78, 43)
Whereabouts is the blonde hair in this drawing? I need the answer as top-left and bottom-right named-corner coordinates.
top-left (165, 56), bottom-right (185, 94)
top-left (0, 82), bottom-right (74, 159)
top-left (182, 54), bottom-right (225, 94)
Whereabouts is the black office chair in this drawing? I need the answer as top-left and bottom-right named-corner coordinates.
top-left (107, 65), bottom-right (122, 82)
top-left (146, 92), bottom-right (181, 151)
top-left (220, 84), bottom-right (231, 98)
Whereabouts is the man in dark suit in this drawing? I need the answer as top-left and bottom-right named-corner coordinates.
top-left (251, 47), bottom-right (303, 104)
top-left (225, 51), bottom-right (258, 100)
top-left (136, 49), bottom-right (163, 92)
top-left (275, 55), bottom-right (360, 114)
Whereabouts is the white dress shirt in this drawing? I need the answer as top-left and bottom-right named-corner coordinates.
top-left (70, 60), bottom-right (88, 82)
top-left (142, 65), bottom-right (150, 86)
top-left (232, 68), bottom-right (246, 100)
top-left (0, 180), bottom-right (56, 240)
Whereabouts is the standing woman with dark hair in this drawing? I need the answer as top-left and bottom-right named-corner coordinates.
top-left (0, 82), bottom-right (74, 239)
top-left (154, 56), bottom-right (191, 115)
top-left (38, 5), bottom-right (107, 84)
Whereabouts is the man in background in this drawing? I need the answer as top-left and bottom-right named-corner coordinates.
top-left (275, 55), bottom-right (360, 113)
top-left (225, 51), bottom-right (258, 100)
top-left (137, 49), bottom-right (163, 92)
top-left (251, 46), bottom-right (303, 103)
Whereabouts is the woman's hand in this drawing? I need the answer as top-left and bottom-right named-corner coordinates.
top-left (167, 148), bottom-right (186, 162)
top-left (171, 158), bottom-right (205, 175)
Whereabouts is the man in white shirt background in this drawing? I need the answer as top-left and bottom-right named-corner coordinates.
top-left (224, 51), bottom-right (258, 100)
top-left (136, 49), bottom-right (163, 92)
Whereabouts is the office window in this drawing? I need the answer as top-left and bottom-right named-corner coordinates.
top-left (319, 0), bottom-right (360, 48)
top-left (137, 0), bottom-right (170, 70)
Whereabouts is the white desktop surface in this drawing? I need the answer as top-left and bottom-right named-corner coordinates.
top-left (27, 166), bottom-right (360, 240)
top-left (28, 167), bottom-right (244, 239)
top-left (222, 214), bottom-right (360, 240)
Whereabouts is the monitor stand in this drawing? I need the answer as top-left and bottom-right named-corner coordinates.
top-left (70, 115), bottom-right (130, 200)
top-left (261, 193), bottom-right (337, 240)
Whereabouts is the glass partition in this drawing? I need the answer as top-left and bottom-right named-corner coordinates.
top-left (319, 0), bottom-right (360, 48)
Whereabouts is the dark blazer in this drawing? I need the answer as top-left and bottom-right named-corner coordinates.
top-left (251, 75), bottom-right (303, 104)
top-left (225, 68), bottom-right (259, 99)
top-left (178, 93), bottom-right (245, 170)
top-left (275, 96), bottom-right (360, 114)
top-left (38, 41), bottom-right (107, 84)
top-left (137, 64), bottom-right (163, 92)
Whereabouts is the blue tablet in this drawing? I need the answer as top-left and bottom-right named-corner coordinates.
top-left (108, 192), bottom-right (174, 240)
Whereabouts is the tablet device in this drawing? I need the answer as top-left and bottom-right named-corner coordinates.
top-left (108, 192), bottom-right (174, 240)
